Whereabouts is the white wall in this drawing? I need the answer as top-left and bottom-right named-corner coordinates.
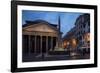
top-left (0, 0), bottom-right (99, 73)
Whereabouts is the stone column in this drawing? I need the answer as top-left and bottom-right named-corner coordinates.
top-left (34, 36), bottom-right (36, 54)
top-left (46, 36), bottom-right (48, 54)
top-left (55, 37), bottom-right (58, 49)
top-left (51, 37), bottom-right (53, 51)
top-left (28, 35), bottom-right (31, 55)
top-left (40, 36), bottom-right (42, 54)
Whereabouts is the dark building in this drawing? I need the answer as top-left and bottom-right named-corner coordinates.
top-left (63, 13), bottom-right (90, 53)
top-left (75, 13), bottom-right (90, 52)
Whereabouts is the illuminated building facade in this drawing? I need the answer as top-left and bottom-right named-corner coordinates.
top-left (63, 13), bottom-right (90, 53)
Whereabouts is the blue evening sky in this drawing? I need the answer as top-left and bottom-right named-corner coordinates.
top-left (22, 10), bottom-right (83, 36)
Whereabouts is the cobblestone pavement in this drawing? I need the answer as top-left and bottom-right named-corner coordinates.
top-left (22, 52), bottom-right (90, 62)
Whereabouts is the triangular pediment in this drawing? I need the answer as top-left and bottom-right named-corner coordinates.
top-left (23, 23), bottom-right (58, 33)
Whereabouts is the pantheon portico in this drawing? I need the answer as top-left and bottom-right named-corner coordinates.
top-left (22, 20), bottom-right (61, 55)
